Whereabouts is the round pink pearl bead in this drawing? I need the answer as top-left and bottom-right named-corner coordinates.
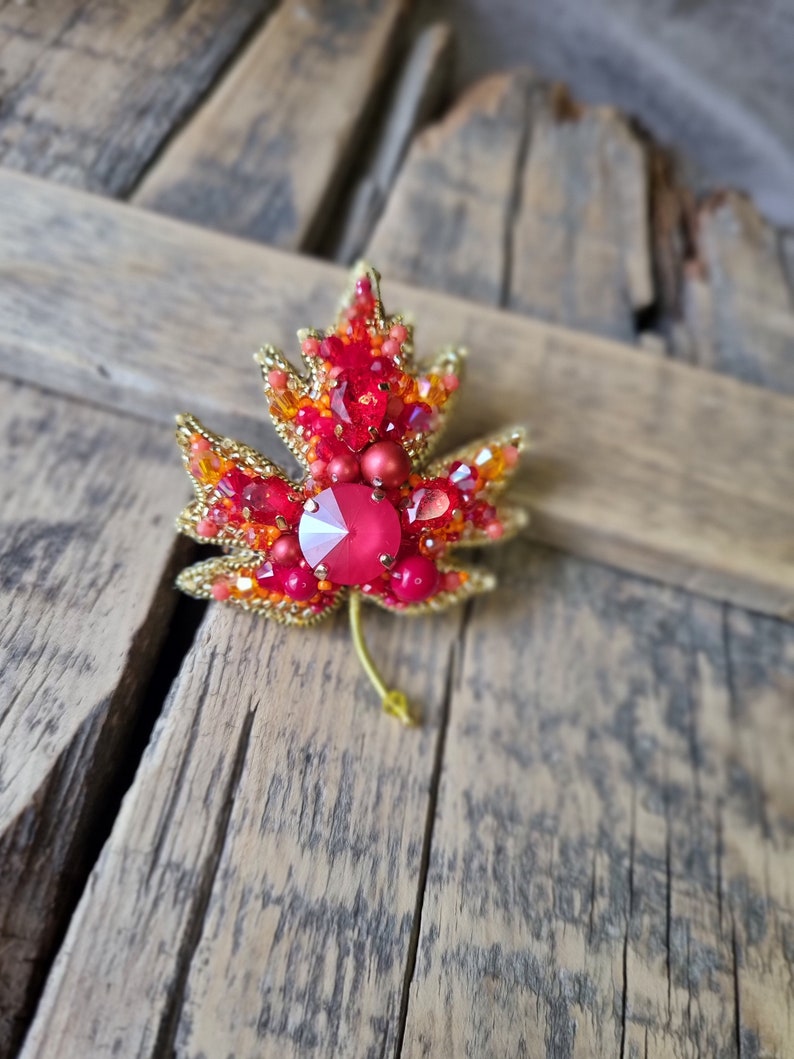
top-left (390, 555), bottom-right (440, 603)
top-left (327, 452), bottom-right (360, 483)
top-left (360, 440), bottom-right (411, 488)
top-left (211, 581), bottom-right (231, 601)
top-left (268, 369), bottom-right (288, 391)
top-left (486, 520), bottom-right (505, 540)
top-left (381, 338), bottom-right (400, 358)
top-left (301, 337), bottom-right (320, 357)
top-left (389, 324), bottom-right (408, 343)
top-left (271, 534), bottom-right (303, 566)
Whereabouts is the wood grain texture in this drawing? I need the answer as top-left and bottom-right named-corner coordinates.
top-left (20, 569), bottom-right (464, 1059)
top-left (403, 544), bottom-right (794, 1058)
top-left (510, 92), bottom-right (653, 342)
top-left (0, 170), bottom-right (790, 617)
top-left (367, 71), bottom-right (794, 1058)
top-left (368, 71), bottom-right (533, 304)
top-left (673, 192), bottom-right (794, 396)
top-left (334, 21), bottom-right (455, 264)
top-left (134, 0), bottom-right (406, 247)
top-left (0, 0), bottom-right (274, 196)
top-left (0, 381), bottom-right (188, 1057)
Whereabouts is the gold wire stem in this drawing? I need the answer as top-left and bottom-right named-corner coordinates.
top-left (348, 593), bottom-right (416, 726)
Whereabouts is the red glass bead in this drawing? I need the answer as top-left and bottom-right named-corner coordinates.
top-left (448, 461), bottom-right (479, 493)
top-left (241, 476), bottom-right (300, 525)
top-left (255, 561), bottom-right (283, 590)
top-left (282, 566), bottom-right (319, 602)
top-left (403, 479), bottom-right (461, 532)
top-left (217, 467), bottom-right (251, 499)
top-left (390, 555), bottom-right (440, 603)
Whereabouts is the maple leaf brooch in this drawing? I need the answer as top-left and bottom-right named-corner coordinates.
top-left (175, 264), bottom-right (526, 724)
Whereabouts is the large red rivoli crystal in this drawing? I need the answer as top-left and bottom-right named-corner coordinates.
top-left (298, 484), bottom-right (401, 584)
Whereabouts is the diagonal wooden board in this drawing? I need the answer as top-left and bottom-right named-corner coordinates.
top-left (134, 0), bottom-right (406, 247)
top-left (0, 169), bottom-right (792, 618)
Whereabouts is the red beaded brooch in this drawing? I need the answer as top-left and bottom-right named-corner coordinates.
top-left (175, 263), bottom-right (526, 724)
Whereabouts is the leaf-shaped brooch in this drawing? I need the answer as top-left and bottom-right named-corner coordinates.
top-left (175, 263), bottom-right (526, 725)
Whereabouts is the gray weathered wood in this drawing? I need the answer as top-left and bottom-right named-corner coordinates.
top-left (0, 0), bottom-right (275, 196)
top-left (369, 70), bottom-right (794, 1057)
top-left (20, 603), bottom-right (462, 1059)
top-left (369, 71), bottom-right (533, 304)
top-left (134, 0), bottom-right (406, 248)
top-left (1, 2), bottom-right (393, 1047)
top-left (334, 21), bottom-right (455, 264)
top-left (673, 191), bottom-right (794, 395)
top-left (1, 171), bottom-right (790, 617)
top-left (0, 381), bottom-right (187, 1057)
top-left (510, 91), bottom-right (653, 341)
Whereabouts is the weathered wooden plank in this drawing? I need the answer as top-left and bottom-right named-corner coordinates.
top-left (673, 191), bottom-right (794, 396)
top-left (367, 71), bottom-right (794, 1058)
top-left (0, 0), bottom-right (275, 196)
top-left (510, 92), bottom-right (653, 342)
top-left (19, 472), bottom-right (463, 1059)
top-left (401, 545), bottom-right (793, 1058)
top-left (1, 0), bottom-right (400, 1045)
top-left (334, 21), bottom-right (454, 264)
top-left (0, 170), bottom-right (791, 617)
top-left (657, 183), bottom-right (794, 1059)
top-left (368, 71), bottom-right (533, 304)
top-left (0, 380), bottom-right (187, 1057)
top-left (134, 0), bottom-right (406, 248)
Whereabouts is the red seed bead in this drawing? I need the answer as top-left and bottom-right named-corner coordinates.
top-left (389, 324), bottom-right (408, 343)
top-left (196, 517), bottom-right (219, 538)
top-left (211, 581), bottom-right (231, 601)
top-left (327, 452), bottom-right (360, 483)
top-left (390, 555), bottom-right (440, 603)
top-left (271, 534), bottom-right (303, 567)
top-left (301, 336), bottom-right (320, 357)
top-left (282, 567), bottom-right (319, 602)
top-left (360, 440), bottom-right (411, 488)
top-left (268, 369), bottom-right (288, 391)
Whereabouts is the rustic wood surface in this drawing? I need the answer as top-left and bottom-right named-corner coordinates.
top-left (0, 23), bottom-right (791, 1059)
top-left (0, 3), bottom-right (399, 1051)
top-left (370, 69), bottom-right (794, 1058)
top-left (0, 0), bottom-right (275, 196)
top-left (333, 20), bottom-right (454, 264)
top-left (0, 171), bottom-right (792, 619)
top-left (135, 0), bottom-right (406, 248)
top-left (0, 381), bottom-right (187, 1056)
